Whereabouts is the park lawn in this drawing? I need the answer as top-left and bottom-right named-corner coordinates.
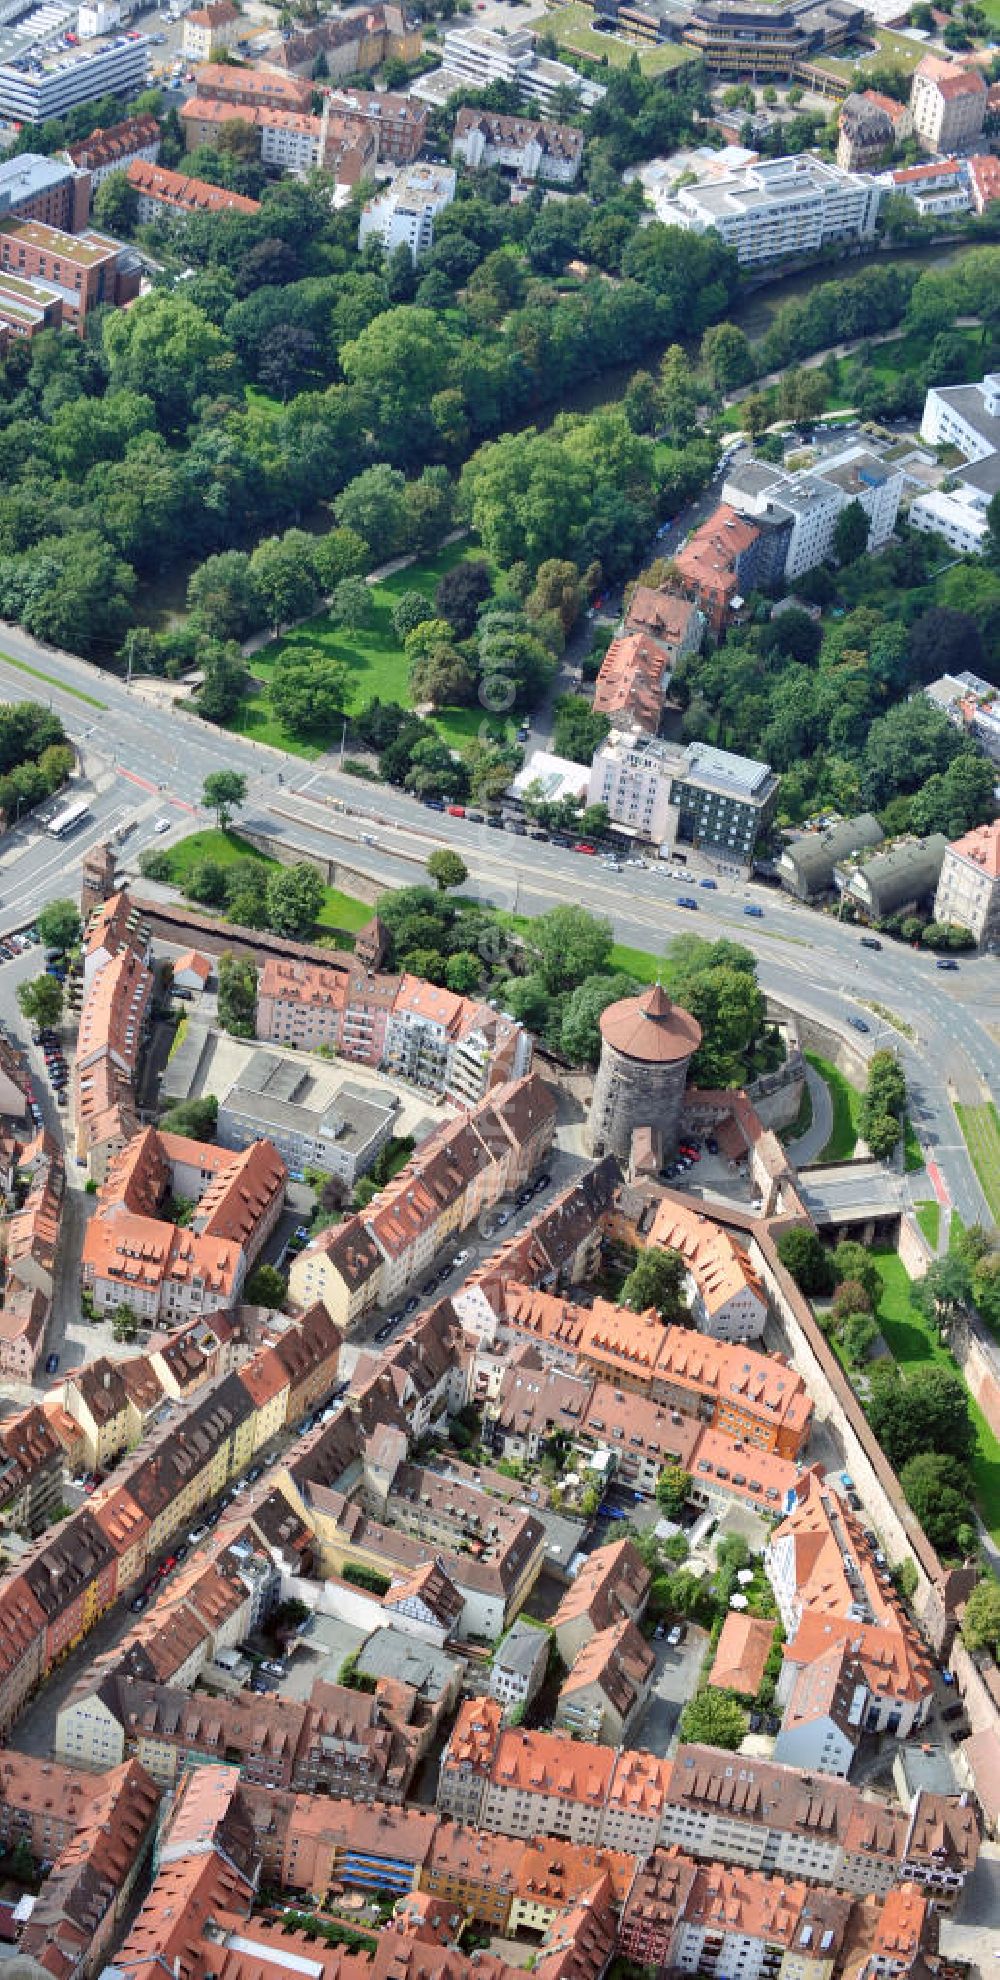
top-left (545, 3), bottom-right (700, 70)
top-left (610, 942), bottom-right (662, 982)
top-left (814, 26), bottom-right (925, 78)
top-left (872, 1246), bottom-right (1000, 1542)
top-left (161, 828), bottom-right (276, 884)
top-left (805, 1051), bottom-right (861, 1162)
top-left (915, 1200), bottom-right (940, 1249)
top-left (161, 828), bottom-right (369, 943)
top-left (954, 1100), bottom-right (1000, 1223)
top-left (227, 686), bottom-right (324, 760)
top-left (314, 888), bottom-right (373, 936)
top-left (237, 541), bottom-right (493, 761)
top-left (863, 326), bottom-right (985, 390)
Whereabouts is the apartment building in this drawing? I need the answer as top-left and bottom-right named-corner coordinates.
top-left (452, 107), bottom-right (583, 184)
top-left (587, 732), bottom-right (778, 862)
top-left (256, 956), bottom-right (531, 1106)
top-left (766, 1473), bottom-right (934, 1755)
top-left (621, 1851), bottom-right (852, 1980)
top-left (671, 505), bottom-right (764, 632)
top-left (66, 113), bottom-right (161, 198)
top-left (555, 1618), bottom-right (654, 1744)
top-left (417, 24), bottom-right (605, 114)
top-left (0, 1128), bottom-right (64, 1382)
top-left (181, 95), bottom-right (378, 182)
top-left (722, 445), bottom-right (904, 581)
top-left (80, 1127), bottom-right (286, 1323)
top-left (359, 163), bottom-right (456, 263)
top-left (126, 159), bottom-right (261, 222)
top-left (76, 892), bottom-right (154, 1181)
top-left (17, 1757), bottom-right (160, 1980)
top-left (0, 34), bottom-right (150, 124)
top-left (878, 158), bottom-right (971, 218)
top-left (644, 1199), bottom-right (768, 1339)
top-left (463, 1278), bottom-right (811, 1455)
top-left (271, 3), bottom-right (423, 82)
top-left (593, 630), bottom-right (678, 737)
top-left (329, 86), bottom-right (427, 162)
top-left (837, 93), bottom-right (895, 171)
top-left (289, 1073), bottom-right (556, 1330)
top-left (182, 0), bottom-right (241, 59)
top-left (552, 1540), bottom-right (651, 1666)
top-left (0, 1405), bottom-right (63, 1535)
top-left (661, 154), bottom-right (881, 267)
top-left (0, 215), bottom-right (140, 335)
top-left (910, 55), bottom-right (986, 153)
top-left (594, 594), bottom-right (704, 735)
top-left (0, 150), bottom-right (90, 231)
top-left (933, 818), bottom-right (1000, 947)
top-left (438, 1714), bottom-right (979, 1902)
top-left (490, 1619), bottom-right (550, 1719)
top-left (191, 62), bottom-right (313, 112)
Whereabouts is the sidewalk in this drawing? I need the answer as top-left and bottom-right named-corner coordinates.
top-left (787, 1060), bottom-right (833, 1166)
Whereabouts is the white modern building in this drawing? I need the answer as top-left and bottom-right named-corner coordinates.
top-left (358, 161), bottom-right (456, 262)
top-left (722, 445), bottom-right (904, 579)
top-left (0, 31), bottom-right (149, 122)
top-left (920, 371), bottom-right (1000, 460)
top-left (909, 484), bottom-right (990, 556)
top-left (918, 373), bottom-right (1000, 551)
top-left (659, 153), bottom-right (882, 266)
top-left (414, 24), bottom-right (604, 115)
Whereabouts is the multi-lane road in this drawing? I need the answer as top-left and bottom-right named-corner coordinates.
top-left (0, 620), bottom-right (997, 1227)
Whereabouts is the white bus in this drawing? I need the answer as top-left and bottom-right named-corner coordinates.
top-left (46, 800), bottom-right (90, 840)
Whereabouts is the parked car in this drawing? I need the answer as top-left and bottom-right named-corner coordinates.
top-left (860, 936), bottom-right (882, 951)
top-left (44, 1352), bottom-right (59, 1375)
top-left (666, 1624), bottom-right (685, 1647)
top-left (936, 957), bottom-right (959, 970)
top-left (573, 842), bottom-right (596, 856)
top-left (260, 1660), bottom-right (286, 1677)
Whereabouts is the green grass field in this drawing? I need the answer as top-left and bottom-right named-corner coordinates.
top-left (233, 541), bottom-right (493, 761)
top-left (872, 1247), bottom-right (1000, 1542)
top-left (813, 25), bottom-right (926, 78)
top-left (160, 828), bottom-right (369, 941)
top-left (545, 3), bottom-right (700, 71)
top-left (915, 1200), bottom-right (941, 1249)
top-left (954, 1101), bottom-right (1000, 1223)
top-left (805, 1051), bottom-right (861, 1162)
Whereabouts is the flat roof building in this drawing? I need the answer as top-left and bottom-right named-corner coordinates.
top-left (0, 33), bottom-right (150, 124)
top-left (218, 1051), bottom-right (399, 1186)
top-left (660, 152), bottom-right (881, 267)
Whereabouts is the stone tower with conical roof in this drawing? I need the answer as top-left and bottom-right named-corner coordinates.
top-left (587, 981), bottom-right (702, 1163)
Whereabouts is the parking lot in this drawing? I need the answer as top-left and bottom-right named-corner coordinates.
top-left (632, 1626), bottom-right (708, 1756)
